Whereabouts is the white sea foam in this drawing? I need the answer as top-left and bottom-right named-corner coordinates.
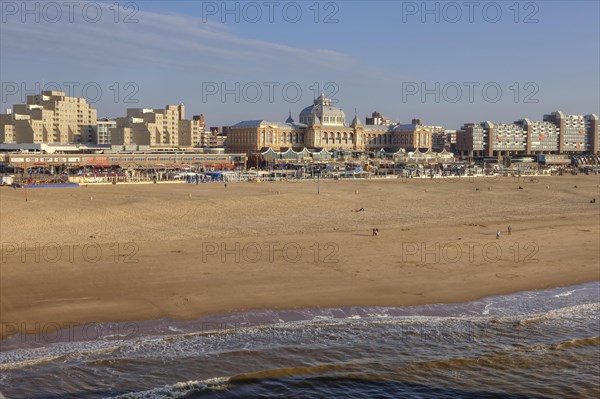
top-left (554, 289), bottom-right (577, 298)
top-left (107, 377), bottom-right (230, 399)
top-left (2, 283), bottom-right (598, 375)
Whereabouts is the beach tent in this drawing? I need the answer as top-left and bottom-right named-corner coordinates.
top-left (370, 148), bottom-right (387, 158)
top-left (256, 147), bottom-right (280, 161)
top-left (293, 147), bottom-right (311, 159)
top-left (203, 171), bottom-right (224, 181)
top-left (279, 147), bottom-right (311, 161)
top-left (385, 147), bottom-right (405, 154)
top-left (436, 148), bottom-right (455, 161)
top-left (310, 148), bottom-right (333, 161)
top-left (384, 148), bottom-right (406, 159)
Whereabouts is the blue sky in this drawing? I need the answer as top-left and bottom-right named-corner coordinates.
top-left (1, 0), bottom-right (598, 129)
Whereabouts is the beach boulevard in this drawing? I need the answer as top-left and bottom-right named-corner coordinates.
top-left (1, 175), bottom-right (599, 339)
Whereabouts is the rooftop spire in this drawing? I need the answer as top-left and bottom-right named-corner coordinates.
top-left (285, 108), bottom-right (294, 124)
top-left (351, 108), bottom-right (363, 128)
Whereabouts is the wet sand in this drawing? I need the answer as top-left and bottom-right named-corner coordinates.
top-left (1, 175), bottom-right (599, 339)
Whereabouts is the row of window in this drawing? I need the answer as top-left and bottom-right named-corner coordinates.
top-left (299, 116), bottom-right (344, 124)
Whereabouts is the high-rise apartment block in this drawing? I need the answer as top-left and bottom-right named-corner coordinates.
top-left (111, 105), bottom-right (207, 147)
top-left (456, 111), bottom-right (599, 156)
top-left (0, 92), bottom-right (209, 148)
top-left (0, 91), bottom-right (96, 144)
top-left (94, 118), bottom-right (117, 144)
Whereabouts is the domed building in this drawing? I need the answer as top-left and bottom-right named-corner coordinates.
top-left (226, 94), bottom-right (433, 157)
top-left (299, 94), bottom-right (346, 127)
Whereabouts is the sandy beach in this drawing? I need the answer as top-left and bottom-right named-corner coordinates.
top-left (1, 175), bottom-right (599, 339)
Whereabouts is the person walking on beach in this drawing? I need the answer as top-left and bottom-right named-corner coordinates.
top-left (224, 183), bottom-right (228, 189)
top-left (496, 230), bottom-right (501, 240)
top-left (508, 225), bottom-right (512, 235)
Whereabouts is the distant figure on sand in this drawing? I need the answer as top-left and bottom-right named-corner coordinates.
top-left (372, 228), bottom-right (379, 236)
top-left (356, 208), bottom-right (365, 212)
top-left (508, 225), bottom-right (512, 235)
top-left (496, 230), bottom-right (501, 240)
top-left (224, 183), bottom-right (228, 189)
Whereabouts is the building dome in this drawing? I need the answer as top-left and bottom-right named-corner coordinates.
top-left (299, 94), bottom-right (346, 127)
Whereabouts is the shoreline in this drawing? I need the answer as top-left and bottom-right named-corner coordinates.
top-left (2, 175), bottom-right (599, 342)
top-left (2, 281), bottom-right (598, 352)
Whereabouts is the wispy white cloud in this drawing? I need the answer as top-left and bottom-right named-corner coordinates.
top-left (1, 3), bottom-right (354, 74)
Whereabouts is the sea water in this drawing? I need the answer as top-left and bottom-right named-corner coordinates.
top-left (1, 282), bottom-right (598, 398)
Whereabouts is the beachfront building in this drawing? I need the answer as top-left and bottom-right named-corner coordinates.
top-left (514, 119), bottom-right (560, 154)
top-left (456, 111), bottom-right (599, 157)
top-left (227, 94), bottom-right (433, 156)
top-left (543, 112), bottom-right (599, 154)
top-left (0, 114), bottom-right (16, 143)
top-left (2, 151), bottom-right (247, 171)
top-left (365, 111), bottom-right (392, 126)
top-left (94, 118), bottom-right (117, 144)
top-left (456, 122), bottom-right (489, 156)
top-left (588, 114), bottom-right (600, 154)
top-left (492, 122), bottom-right (528, 153)
top-left (456, 121), bottom-right (530, 157)
top-left (206, 127), bottom-right (228, 148)
top-left (111, 105), bottom-right (207, 147)
top-left (226, 119), bottom-right (307, 154)
top-left (0, 91), bottom-right (97, 144)
top-left (389, 119), bottom-right (435, 150)
top-left (432, 130), bottom-right (457, 152)
top-left (179, 114), bottom-right (208, 147)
